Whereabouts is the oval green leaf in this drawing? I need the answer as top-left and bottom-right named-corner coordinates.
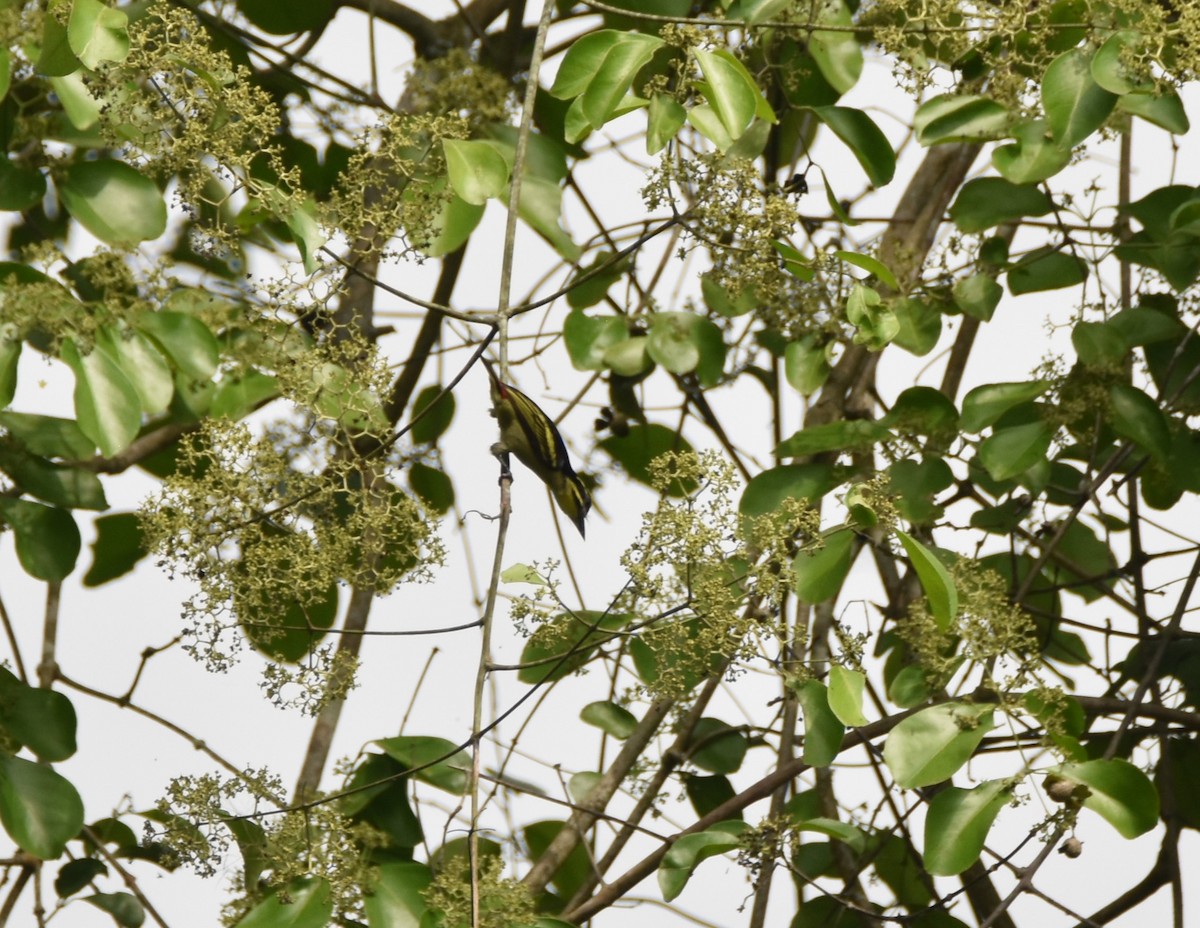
top-left (59, 160), bottom-right (167, 245)
top-left (0, 754), bottom-right (85, 859)
top-left (923, 780), bottom-right (1011, 875)
top-left (882, 703), bottom-right (995, 789)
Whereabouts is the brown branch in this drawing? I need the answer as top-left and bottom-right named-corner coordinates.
top-left (522, 696), bottom-right (675, 894)
top-left (562, 674), bottom-right (723, 910)
top-left (565, 707), bottom-right (921, 922)
top-left (293, 585), bottom-right (375, 801)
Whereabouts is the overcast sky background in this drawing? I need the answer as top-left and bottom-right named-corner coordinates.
top-left (2, 2), bottom-right (1199, 926)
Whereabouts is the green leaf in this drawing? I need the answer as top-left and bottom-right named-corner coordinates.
top-left (827, 665), bottom-right (868, 726)
top-left (68, 0), bottom-right (130, 69)
top-left (599, 423), bottom-right (696, 496)
top-left (835, 250), bottom-right (899, 290)
top-left (820, 168), bottom-right (859, 226)
top-left (1008, 247), bottom-right (1088, 294)
top-left (565, 251), bottom-right (627, 310)
top-left (739, 463), bottom-right (840, 539)
top-left (238, 0), bottom-right (333, 34)
top-left (797, 680), bottom-right (845, 766)
top-left (846, 284), bottom-right (899, 350)
top-left (135, 312), bottom-right (221, 382)
top-left (772, 240), bottom-right (815, 282)
top-left (83, 892), bottom-right (144, 928)
top-left (793, 529), bottom-right (856, 604)
top-left (887, 457), bottom-right (954, 525)
top-left (365, 861), bottom-right (430, 928)
top-left (0, 754), bottom-right (85, 859)
top-left (59, 160), bottom-right (167, 245)
top-left (341, 755), bottom-right (422, 850)
top-left (792, 816), bottom-right (865, 853)
top-left (658, 822), bottom-right (747, 902)
top-left (210, 369), bottom-right (279, 419)
top-left (895, 530), bottom-right (957, 630)
top-left (882, 703), bottom-right (995, 788)
top-left (0, 158), bottom-right (48, 211)
top-left (891, 297), bottom-right (942, 356)
top-left (1117, 90), bottom-right (1190, 134)
top-left (784, 336), bottom-right (831, 397)
top-left (523, 821), bottom-right (591, 899)
top-left (55, 858), bottom-right (107, 897)
top-left (501, 563), bottom-right (548, 585)
top-left (234, 878), bottom-right (332, 928)
top-left (646, 93), bottom-right (687, 154)
top-left (603, 334), bottom-right (652, 377)
top-left (96, 326), bottom-right (173, 415)
top-left (684, 774), bottom-right (738, 818)
top-left (0, 667), bottom-right (77, 761)
top-left (808, 106), bottom-right (895, 187)
top-left (518, 611), bottom-right (629, 684)
top-left (409, 385), bottom-right (455, 444)
top-left (580, 701), bottom-right (638, 739)
top-left (0, 444), bottom-right (107, 510)
top-left (978, 420), bottom-right (1053, 481)
top-left (948, 177), bottom-right (1053, 233)
top-left (0, 412), bottom-right (94, 458)
top-left (240, 581), bottom-right (338, 663)
top-left (1090, 31), bottom-right (1152, 95)
top-left (515, 174), bottom-right (580, 261)
top-left (647, 311), bottom-right (725, 385)
top-left (564, 310), bottom-right (628, 371)
top-left (418, 185), bottom-right (484, 257)
top-left (0, 498), bottom-right (80, 581)
top-left (408, 462), bottom-right (454, 514)
top-left (60, 336), bottom-right (141, 457)
top-left (1071, 320), bottom-right (1128, 367)
top-left (914, 95), bottom-right (1009, 145)
top-left (38, 6), bottom-right (81, 76)
top-left (888, 663), bottom-right (933, 709)
top-left (952, 274), bottom-right (1003, 321)
top-left (992, 120), bottom-right (1072, 184)
top-left (569, 771), bottom-right (603, 804)
top-left (283, 199), bottom-right (325, 275)
top-left (695, 48), bottom-right (773, 140)
top-left (375, 736), bottom-right (469, 795)
top-left (776, 418), bottom-right (891, 457)
top-left (807, 0), bottom-right (862, 94)
top-left (923, 781), bottom-right (1011, 875)
top-left (551, 31), bottom-right (664, 130)
top-left (1109, 383), bottom-right (1169, 459)
top-left (960, 381), bottom-right (1049, 433)
top-left (442, 139), bottom-right (509, 206)
top-left (49, 72), bottom-right (102, 129)
top-left (1042, 48), bottom-right (1117, 148)
top-left (688, 718), bottom-right (748, 774)
top-left (1053, 758), bottom-right (1159, 838)
top-left (0, 324), bottom-right (19, 408)
top-left (884, 387), bottom-right (959, 437)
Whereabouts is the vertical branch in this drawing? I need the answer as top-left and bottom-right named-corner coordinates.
top-left (293, 585), bottom-right (376, 800)
top-left (37, 580), bottom-right (61, 689)
top-left (468, 2), bottom-right (556, 921)
top-left (0, 591), bottom-right (28, 684)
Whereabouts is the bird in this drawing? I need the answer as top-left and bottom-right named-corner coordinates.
top-left (482, 358), bottom-right (591, 538)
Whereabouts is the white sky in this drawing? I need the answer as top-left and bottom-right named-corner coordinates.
top-left (2, 2), bottom-right (1199, 927)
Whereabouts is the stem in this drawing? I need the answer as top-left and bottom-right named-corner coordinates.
top-left (293, 585), bottom-right (375, 801)
top-left (37, 580), bottom-right (60, 689)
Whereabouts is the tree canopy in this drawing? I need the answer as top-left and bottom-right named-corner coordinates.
top-left (2, 1), bottom-right (1200, 927)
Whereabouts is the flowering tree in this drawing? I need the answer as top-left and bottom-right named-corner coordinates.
top-left (2, 1), bottom-right (1199, 927)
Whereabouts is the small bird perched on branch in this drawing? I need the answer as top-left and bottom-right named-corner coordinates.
top-left (483, 358), bottom-right (591, 538)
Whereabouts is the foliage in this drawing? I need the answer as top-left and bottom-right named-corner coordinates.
top-left (1, 0), bottom-right (1199, 927)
